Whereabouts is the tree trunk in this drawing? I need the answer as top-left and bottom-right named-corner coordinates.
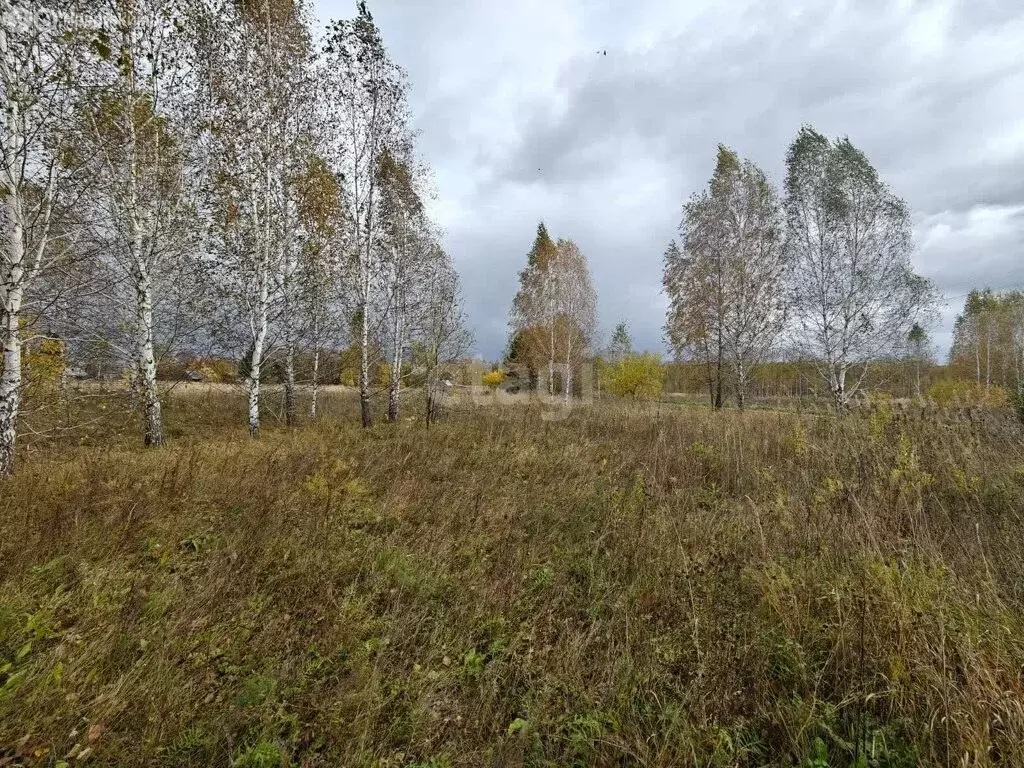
top-left (833, 364), bottom-right (847, 412)
top-left (388, 337), bottom-right (402, 423)
top-left (247, 315), bottom-right (268, 438)
top-left (388, 275), bottom-right (403, 423)
top-left (975, 338), bottom-right (981, 384)
top-left (310, 346), bottom-right (319, 421)
top-left (564, 334), bottom-right (572, 404)
top-left (713, 326), bottom-right (723, 410)
top-left (548, 319), bottom-right (555, 397)
top-left (985, 329), bottom-right (991, 392)
top-left (284, 339), bottom-right (296, 427)
top-left (359, 293), bottom-right (372, 428)
top-left (425, 358), bottom-right (438, 427)
top-left (0, 288), bottom-right (23, 478)
top-left (704, 358), bottom-right (714, 407)
top-left (735, 358), bottom-right (746, 411)
top-left (134, 262), bottom-right (164, 447)
top-left (714, 359), bottom-right (723, 410)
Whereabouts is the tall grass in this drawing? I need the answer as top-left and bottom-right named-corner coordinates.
top-left (1, 393), bottom-right (1023, 766)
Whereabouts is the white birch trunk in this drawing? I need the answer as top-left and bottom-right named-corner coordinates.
top-left (281, 181), bottom-right (297, 427)
top-left (133, 261), bottom-right (164, 446)
top-left (548, 319), bottom-right (555, 397)
top-left (564, 332), bottom-right (572, 403)
top-left (736, 355), bottom-right (747, 411)
top-left (359, 264), bottom-right (372, 427)
top-left (247, 226), bottom-right (271, 437)
top-left (356, 145), bottom-right (373, 428)
top-left (833, 363), bottom-right (848, 411)
top-left (125, 81), bottom-right (164, 447)
top-left (309, 332), bottom-right (320, 421)
top-left (0, 24), bottom-right (23, 477)
top-left (388, 294), bottom-right (403, 423)
top-left (247, 323), bottom-right (266, 438)
top-left (0, 284), bottom-right (23, 478)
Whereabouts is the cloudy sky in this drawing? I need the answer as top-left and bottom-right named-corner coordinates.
top-left (315, 0), bottom-right (1024, 360)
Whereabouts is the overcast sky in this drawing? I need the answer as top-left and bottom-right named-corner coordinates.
top-left (315, 0), bottom-right (1024, 360)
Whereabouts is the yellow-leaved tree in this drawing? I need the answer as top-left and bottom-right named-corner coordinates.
top-left (605, 354), bottom-right (665, 400)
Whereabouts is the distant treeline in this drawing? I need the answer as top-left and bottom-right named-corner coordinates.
top-left (663, 360), bottom-right (959, 402)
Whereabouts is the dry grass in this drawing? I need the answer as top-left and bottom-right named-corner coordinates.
top-left (2, 392), bottom-right (1024, 766)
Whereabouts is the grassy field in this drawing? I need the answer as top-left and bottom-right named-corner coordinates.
top-left (2, 391), bottom-right (1024, 766)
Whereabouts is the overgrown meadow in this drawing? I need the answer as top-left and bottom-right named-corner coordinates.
top-left (2, 390), bottom-right (1024, 767)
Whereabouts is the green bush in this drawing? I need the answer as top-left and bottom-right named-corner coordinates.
top-left (603, 353), bottom-right (665, 400)
top-left (926, 379), bottom-right (1008, 408)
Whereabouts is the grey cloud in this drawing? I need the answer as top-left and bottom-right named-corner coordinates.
top-left (318, 0), bottom-right (1024, 359)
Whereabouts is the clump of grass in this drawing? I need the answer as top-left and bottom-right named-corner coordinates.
top-left (1, 395), bottom-right (1023, 765)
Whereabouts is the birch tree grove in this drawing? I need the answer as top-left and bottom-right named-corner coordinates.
top-left (323, 1), bottom-right (409, 429)
top-left (201, 0), bottom-right (312, 437)
top-left (950, 289), bottom-right (1024, 395)
top-left (0, 0), bottom-right (469, 473)
top-left (664, 146), bottom-right (788, 410)
top-left (0, 0), bottom-right (89, 476)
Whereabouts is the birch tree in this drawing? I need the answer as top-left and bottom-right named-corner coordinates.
top-left (73, 0), bottom-right (201, 447)
top-left (413, 244), bottom-right (471, 426)
top-left (323, 1), bottom-right (408, 428)
top-left (905, 323), bottom-right (931, 402)
top-left (200, 0), bottom-right (310, 437)
top-left (949, 289), bottom-right (1024, 394)
top-left (664, 203), bottom-right (727, 409)
top-left (275, 37), bottom-right (322, 428)
top-left (376, 145), bottom-right (424, 422)
top-left (510, 222), bottom-right (559, 395)
top-left (607, 321), bottom-right (633, 363)
top-left (784, 126), bottom-right (932, 410)
top-left (293, 153), bottom-right (345, 421)
top-left (664, 146), bottom-right (788, 410)
top-left (715, 149), bottom-right (788, 410)
top-left (0, 0), bottom-right (91, 476)
top-left (551, 238), bottom-right (596, 402)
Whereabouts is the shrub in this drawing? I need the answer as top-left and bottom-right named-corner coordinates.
top-left (1013, 389), bottom-right (1024, 426)
top-left (23, 338), bottom-right (66, 394)
top-left (603, 353), bottom-right (665, 400)
top-left (481, 370), bottom-right (505, 390)
top-left (926, 379), bottom-right (1008, 408)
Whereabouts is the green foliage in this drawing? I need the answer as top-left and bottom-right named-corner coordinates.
top-left (232, 739), bottom-right (286, 768)
top-left (603, 352), bottom-right (665, 400)
top-left (607, 321), bottom-right (633, 362)
top-left (1012, 389), bottom-right (1024, 426)
top-left (926, 379), bottom-right (1008, 408)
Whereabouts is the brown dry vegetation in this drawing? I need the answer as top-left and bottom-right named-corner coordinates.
top-left (2, 392), bottom-right (1024, 767)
